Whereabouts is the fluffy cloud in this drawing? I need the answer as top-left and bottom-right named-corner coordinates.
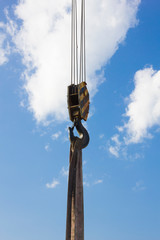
top-left (46, 179), bottom-right (60, 189)
top-left (51, 131), bottom-right (62, 140)
top-left (4, 0), bottom-right (140, 123)
top-left (94, 179), bottom-right (103, 185)
top-left (61, 166), bottom-right (69, 177)
top-left (109, 67), bottom-right (160, 158)
top-left (0, 33), bottom-right (8, 65)
top-left (44, 143), bottom-right (50, 151)
top-left (124, 67), bottom-right (160, 143)
top-left (109, 134), bottom-right (121, 157)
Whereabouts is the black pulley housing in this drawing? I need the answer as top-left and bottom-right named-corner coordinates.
top-left (67, 82), bottom-right (89, 122)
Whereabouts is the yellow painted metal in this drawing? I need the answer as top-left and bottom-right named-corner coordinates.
top-left (67, 82), bottom-right (89, 122)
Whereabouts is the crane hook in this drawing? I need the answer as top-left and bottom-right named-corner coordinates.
top-left (69, 118), bottom-right (89, 151)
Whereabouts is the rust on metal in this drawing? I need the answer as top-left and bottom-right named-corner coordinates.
top-left (66, 147), bottom-right (84, 240)
top-left (67, 82), bottom-right (90, 123)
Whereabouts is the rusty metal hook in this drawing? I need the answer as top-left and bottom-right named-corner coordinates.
top-left (69, 119), bottom-right (89, 151)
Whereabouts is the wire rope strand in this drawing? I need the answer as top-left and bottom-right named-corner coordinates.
top-left (75, 0), bottom-right (78, 85)
top-left (80, 0), bottom-right (86, 83)
top-left (71, 0), bottom-right (86, 85)
top-left (82, 0), bottom-right (84, 83)
top-left (79, 0), bottom-right (83, 83)
top-left (72, 0), bottom-right (78, 85)
top-left (71, 0), bottom-right (73, 85)
top-left (73, 0), bottom-right (76, 85)
top-left (83, 0), bottom-right (86, 82)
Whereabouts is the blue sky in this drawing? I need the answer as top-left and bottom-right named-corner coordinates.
top-left (0, 0), bottom-right (160, 240)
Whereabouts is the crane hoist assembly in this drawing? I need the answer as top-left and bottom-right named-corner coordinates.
top-left (67, 0), bottom-right (89, 133)
top-left (66, 0), bottom-right (89, 240)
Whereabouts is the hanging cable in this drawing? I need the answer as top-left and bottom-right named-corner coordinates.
top-left (71, 0), bottom-right (73, 84)
top-left (71, 0), bottom-right (78, 85)
top-left (79, 0), bottom-right (86, 83)
top-left (79, 0), bottom-right (83, 84)
top-left (71, 0), bottom-right (86, 85)
top-left (75, 0), bottom-right (78, 85)
top-left (68, 0), bottom-right (89, 123)
top-left (83, 0), bottom-right (86, 82)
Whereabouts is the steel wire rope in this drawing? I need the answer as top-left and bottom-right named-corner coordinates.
top-left (79, 0), bottom-right (86, 83)
top-left (71, 0), bottom-right (86, 85)
top-left (73, 0), bottom-right (75, 85)
top-left (75, 0), bottom-right (78, 85)
top-left (83, 0), bottom-right (86, 83)
top-left (71, 0), bottom-right (78, 85)
top-left (79, 0), bottom-right (83, 84)
top-left (71, 0), bottom-right (74, 85)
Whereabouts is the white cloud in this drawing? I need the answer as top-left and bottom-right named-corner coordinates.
top-left (109, 145), bottom-right (119, 158)
top-left (51, 131), bottom-right (62, 140)
top-left (112, 134), bottom-right (121, 145)
top-left (61, 166), bottom-right (69, 177)
top-left (94, 179), bottom-right (103, 185)
top-left (46, 179), bottom-right (60, 189)
top-left (109, 134), bottom-right (121, 157)
top-left (20, 100), bottom-right (25, 108)
top-left (0, 22), bottom-right (5, 28)
top-left (108, 67), bottom-right (160, 158)
top-left (0, 33), bottom-right (8, 65)
top-left (3, 0), bottom-right (140, 124)
top-left (44, 143), bottom-right (50, 151)
top-left (123, 67), bottom-right (160, 143)
top-left (132, 180), bottom-right (146, 192)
